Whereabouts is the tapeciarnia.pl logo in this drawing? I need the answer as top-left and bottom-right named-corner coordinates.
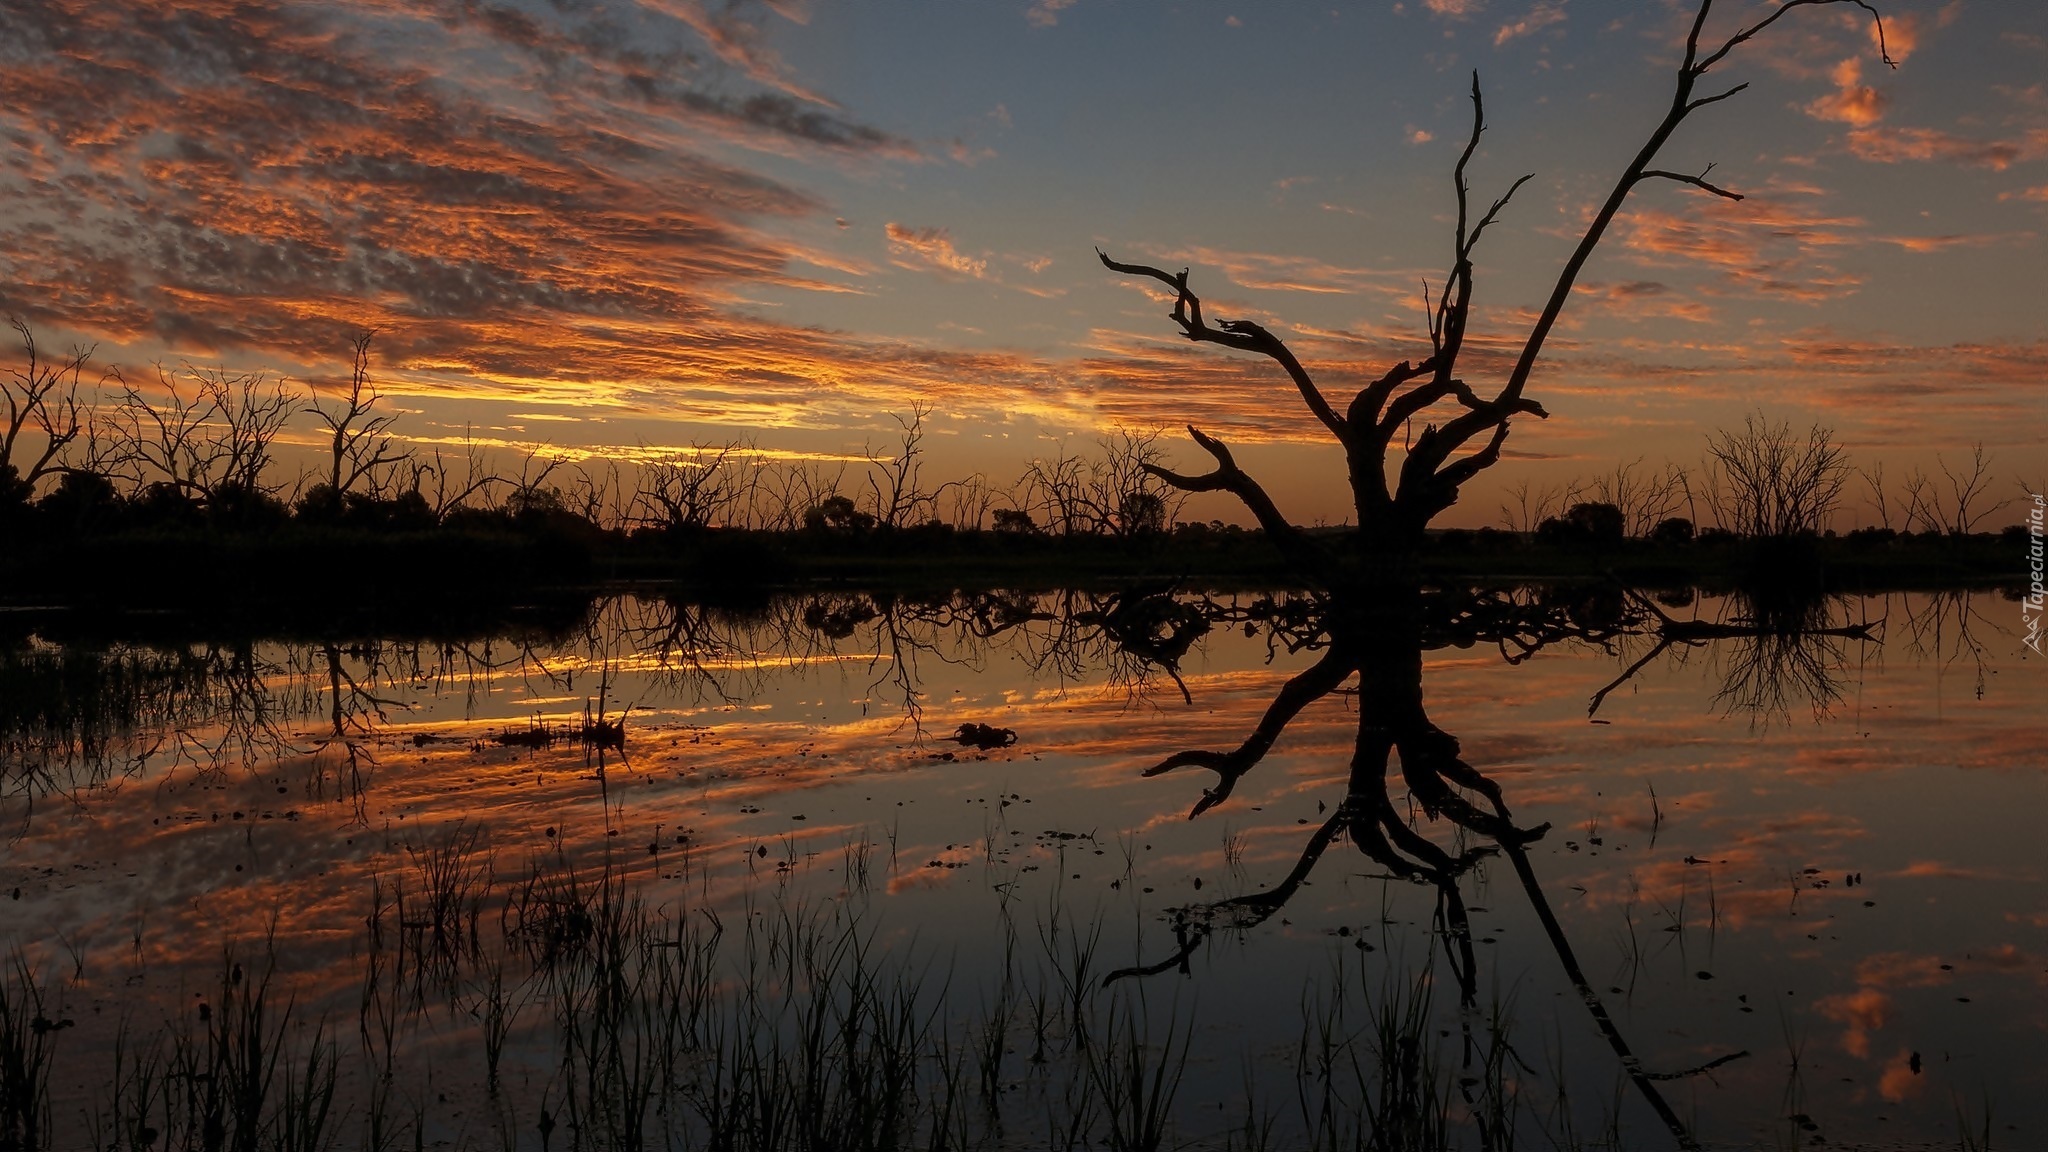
top-left (2025, 492), bottom-right (2045, 655)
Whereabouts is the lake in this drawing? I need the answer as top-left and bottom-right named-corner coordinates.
top-left (2, 584), bottom-right (2040, 1151)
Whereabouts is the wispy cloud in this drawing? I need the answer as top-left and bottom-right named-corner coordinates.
top-left (1026, 0), bottom-right (1078, 29)
top-left (0, 0), bottom-right (969, 434)
top-left (1572, 280), bottom-right (1715, 324)
top-left (884, 223), bottom-right (989, 279)
top-left (1494, 1), bottom-right (1564, 47)
top-left (1619, 193), bottom-right (1868, 301)
top-left (641, 0), bottom-right (837, 105)
top-left (1846, 126), bottom-right (2048, 170)
top-left (1131, 244), bottom-right (1414, 298)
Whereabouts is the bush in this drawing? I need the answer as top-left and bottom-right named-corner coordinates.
top-left (804, 495), bottom-right (875, 533)
top-left (1537, 501), bottom-right (1625, 545)
top-left (991, 508), bottom-right (1038, 535)
top-left (1649, 517), bottom-right (1695, 545)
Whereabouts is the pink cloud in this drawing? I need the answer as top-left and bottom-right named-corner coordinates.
top-left (1493, 0), bottom-right (1564, 46)
top-left (1806, 58), bottom-right (1888, 127)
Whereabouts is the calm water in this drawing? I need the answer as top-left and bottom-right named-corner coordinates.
top-left (2, 586), bottom-right (2041, 1151)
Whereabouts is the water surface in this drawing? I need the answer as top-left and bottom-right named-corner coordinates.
top-left (2, 586), bottom-right (2040, 1150)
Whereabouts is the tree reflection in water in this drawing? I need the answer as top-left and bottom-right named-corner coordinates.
top-left (1099, 580), bottom-right (1882, 1151)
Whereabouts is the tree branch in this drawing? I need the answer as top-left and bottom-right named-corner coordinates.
top-left (1697, 0), bottom-right (1893, 74)
top-left (1491, 0), bottom-right (1889, 417)
top-left (1099, 250), bottom-right (1347, 439)
top-left (1143, 425), bottom-right (1330, 575)
top-left (1636, 166), bottom-right (1743, 201)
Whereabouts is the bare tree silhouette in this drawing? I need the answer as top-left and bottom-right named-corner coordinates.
top-left (1902, 443), bottom-right (2010, 536)
top-left (2, 318), bottom-right (94, 498)
top-left (1100, 0), bottom-right (1890, 579)
top-left (307, 333), bottom-right (409, 502)
top-left (104, 362), bottom-right (299, 510)
top-left (1698, 413), bottom-right (1850, 538)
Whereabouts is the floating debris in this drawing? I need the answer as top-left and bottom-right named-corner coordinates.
top-left (952, 722), bottom-right (1017, 750)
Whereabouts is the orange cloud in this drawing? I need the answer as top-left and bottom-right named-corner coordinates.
top-left (1874, 9), bottom-right (1927, 66)
top-left (1137, 244), bottom-right (1414, 298)
top-left (1878, 1049), bottom-right (1926, 1102)
top-left (884, 224), bottom-right (990, 279)
top-left (1573, 280), bottom-right (1716, 325)
top-left (1619, 193), bottom-right (1867, 302)
top-left (0, 0), bottom-right (912, 342)
top-left (643, 0), bottom-right (838, 106)
top-left (1806, 58), bottom-right (1888, 127)
top-left (1816, 987), bottom-right (1890, 1057)
top-left (1846, 126), bottom-right (2048, 170)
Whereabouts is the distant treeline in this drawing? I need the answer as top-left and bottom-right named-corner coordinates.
top-left (1, 324), bottom-right (2034, 601)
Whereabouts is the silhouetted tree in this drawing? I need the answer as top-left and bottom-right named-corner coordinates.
top-left (105, 363), bottom-right (299, 510)
top-left (990, 507), bottom-right (1038, 535)
top-left (1902, 443), bottom-right (2009, 536)
top-left (1699, 413), bottom-right (1849, 538)
top-left (308, 332), bottom-right (408, 502)
top-left (2, 318), bottom-right (92, 502)
top-left (634, 443), bottom-right (749, 534)
top-left (804, 494), bottom-right (875, 533)
top-left (1594, 458), bottom-right (1689, 538)
top-left (863, 404), bottom-right (938, 530)
top-left (1021, 429), bottom-right (1181, 537)
top-left (1099, 0), bottom-right (1891, 581)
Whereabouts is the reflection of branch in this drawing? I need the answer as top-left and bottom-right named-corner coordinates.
top-left (1143, 646), bottom-right (1353, 818)
top-left (1497, 841), bottom-right (1701, 1151)
top-left (1586, 591), bottom-right (1882, 722)
top-left (1105, 806), bottom-right (1352, 984)
top-left (1903, 589), bottom-right (1992, 699)
top-left (1642, 1050), bottom-right (1751, 1081)
top-left (1139, 425), bottom-right (1330, 574)
top-left (1588, 634), bottom-right (1689, 717)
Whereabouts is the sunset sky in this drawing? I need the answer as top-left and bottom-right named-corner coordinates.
top-left (2, 0), bottom-right (2043, 526)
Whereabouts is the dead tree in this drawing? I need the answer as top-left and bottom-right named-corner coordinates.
top-left (412, 427), bottom-right (501, 520)
top-left (2, 318), bottom-right (92, 495)
top-left (940, 471), bottom-right (1000, 531)
top-left (106, 363), bottom-right (300, 505)
top-left (1100, 0), bottom-right (1890, 580)
top-left (1594, 458), bottom-right (1689, 538)
top-left (307, 332), bottom-right (408, 501)
top-left (1902, 443), bottom-right (2009, 536)
top-left (634, 442), bottom-right (749, 532)
top-left (1114, 583), bottom-right (1754, 1150)
top-left (1020, 429), bottom-right (1183, 536)
top-left (1699, 413), bottom-right (1850, 537)
top-left (1857, 462), bottom-right (1895, 531)
top-left (863, 404), bottom-right (939, 529)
